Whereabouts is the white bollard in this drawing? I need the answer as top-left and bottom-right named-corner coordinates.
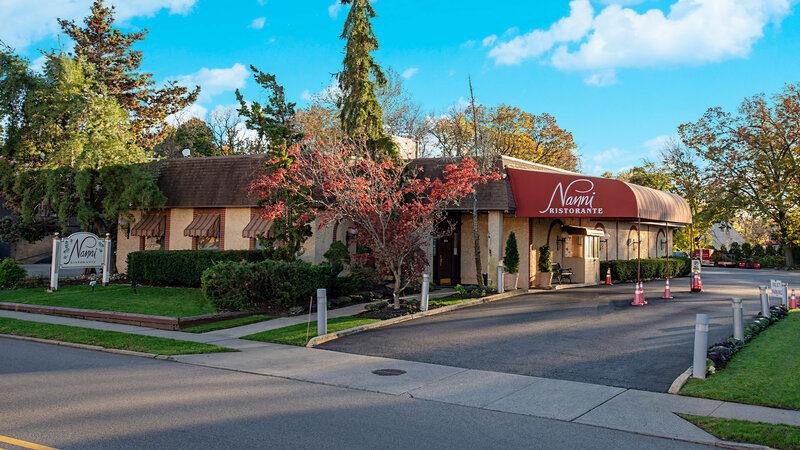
top-left (731, 298), bottom-right (744, 342)
top-left (102, 233), bottom-right (112, 286)
top-left (497, 265), bottom-right (504, 294)
top-left (783, 283), bottom-right (789, 307)
top-left (759, 285), bottom-right (771, 318)
top-left (421, 274), bottom-right (430, 312)
top-left (693, 314), bottom-right (710, 379)
top-left (317, 288), bottom-right (327, 336)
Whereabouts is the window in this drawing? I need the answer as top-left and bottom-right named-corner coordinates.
top-left (197, 236), bottom-right (219, 250)
top-left (144, 236), bottom-right (164, 251)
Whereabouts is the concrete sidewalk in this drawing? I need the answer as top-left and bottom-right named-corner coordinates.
top-left (2, 307), bottom-right (799, 447)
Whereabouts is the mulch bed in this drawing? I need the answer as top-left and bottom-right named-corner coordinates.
top-left (355, 307), bottom-right (418, 320)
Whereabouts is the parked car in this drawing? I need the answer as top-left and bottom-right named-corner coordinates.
top-left (673, 251), bottom-right (688, 258)
top-left (738, 259), bottom-right (762, 269)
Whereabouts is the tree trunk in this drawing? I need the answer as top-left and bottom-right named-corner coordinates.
top-left (392, 275), bottom-right (401, 310)
top-left (472, 194), bottom-right (484, 287)
top-left (786, 243), bottom-right (794, 267)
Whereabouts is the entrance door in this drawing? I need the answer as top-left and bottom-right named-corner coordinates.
top-left (434, 225), bottom-right (460, 286)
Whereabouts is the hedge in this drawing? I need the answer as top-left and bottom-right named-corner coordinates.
top-left (201, 259), bottom-right (336, 310)
top-left (600, 257), bottom-right (691, 283)
top-left (127, 250), bottom-right (266, 287)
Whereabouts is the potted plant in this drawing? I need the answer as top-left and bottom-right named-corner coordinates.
top-left (536, 244), bottom-right (553, 289)
top-left (503, 232), bottom-right (520, 289)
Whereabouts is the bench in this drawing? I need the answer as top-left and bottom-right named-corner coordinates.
top-left (551, 263), bottom-right (573, 284)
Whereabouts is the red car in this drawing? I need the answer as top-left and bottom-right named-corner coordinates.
top-left (738, 260), bottom-right (761, 269)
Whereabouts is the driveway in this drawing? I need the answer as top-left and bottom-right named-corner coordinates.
top-left (319, 268), bottom-right (793, 392)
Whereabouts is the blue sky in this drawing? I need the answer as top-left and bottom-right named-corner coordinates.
top-left (3, 0), bottom-right (800, 175)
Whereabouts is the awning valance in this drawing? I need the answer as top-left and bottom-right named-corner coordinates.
top-left (242, 215), bottom-right (273, 239)
top-left (184, 214), bottom-right (220, 237)
top-left (130, 214), bottom-right (166, 237)
top-left (563, 225), bottom-right (605, 237)
top-left (505, 168), bottom-right (692, 224)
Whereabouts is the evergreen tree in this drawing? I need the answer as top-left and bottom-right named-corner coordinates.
top-left (337, 0), bottom-right (396, 159)
top-left (236, 67), bottom-right (311, 261)
top-left (57, 0), bottom-right (199, 150)
top-left (503, 232), bottom-right (520, 274)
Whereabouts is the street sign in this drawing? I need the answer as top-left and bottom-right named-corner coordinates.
top-left (771, 279), bottom-right (784, 300)
top-left (692, 259), bottom-right (701, 273)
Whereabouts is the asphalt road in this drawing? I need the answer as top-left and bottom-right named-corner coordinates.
top-left (0, 339), bottom-right (708, 449)
top-left (320, 268), bottom-right (793, 392)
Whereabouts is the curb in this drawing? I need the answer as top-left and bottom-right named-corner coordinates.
top-left (306, 289), bottom-right (528, 347)
top-left (668, 366), bottom-right (693, 394)
top-left (0, 333), bottom-right (175, 361)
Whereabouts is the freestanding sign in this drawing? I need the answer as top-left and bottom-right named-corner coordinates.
top-left (771, 279), bottom-right (784, 302)
top-left (691, 259), bottom-right (701, 273)
top-left (49, 232), bottom-right (112, 291)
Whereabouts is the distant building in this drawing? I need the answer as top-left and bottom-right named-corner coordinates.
top-left (708, 223), bottom-right (745, 249)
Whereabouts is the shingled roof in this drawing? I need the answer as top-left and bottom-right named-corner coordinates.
top-left (155, 154), bottom-right (267, 208)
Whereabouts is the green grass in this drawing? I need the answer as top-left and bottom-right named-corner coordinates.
top-left (180, 315), bottom-right (277, 333)
top-left (0, 284), bottom-right (216, 318)
top-left (681, 312), bottom-right (800, 409)
top-left (430, 295), bottom-right (479, 307)
top-left (0, 317), bottom-right (236, 355)
top-left (242, 316), bottom-right (380, 346)
top-left (680, 414), bottom-right (800, 449)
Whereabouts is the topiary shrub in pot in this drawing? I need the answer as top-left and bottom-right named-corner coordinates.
top-left (503, 232), bottom-right (520, 290)
top-left (536, 244), bottom-right (553, 289)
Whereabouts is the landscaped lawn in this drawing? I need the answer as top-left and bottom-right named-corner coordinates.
top-left (681, 312), bottom-right (800, 410)
top-left (181, 315), bottom-right (277, 333)
top-left (0, 318), bottom-right (236, 355)
top-left (242, 316), bottom-right (379, 346)
top-left (680, 414), bottom-right (800, 450)
top-left (430, 295), bottom-right (479, 307)
top-left (0, 285), bottom-right (217, 318)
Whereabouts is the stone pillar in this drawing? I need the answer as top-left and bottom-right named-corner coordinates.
top-left (487, 211), bottom-right (503, 287)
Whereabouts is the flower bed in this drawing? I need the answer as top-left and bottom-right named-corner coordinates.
top-left (704, 305), bottom-right (788, 375)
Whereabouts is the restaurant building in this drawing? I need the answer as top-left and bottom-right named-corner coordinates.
top-left (116, 154), bottom-right (692, 288)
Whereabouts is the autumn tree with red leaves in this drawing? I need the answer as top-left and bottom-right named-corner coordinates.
top-left (250, 139), bottom-right (499, 308)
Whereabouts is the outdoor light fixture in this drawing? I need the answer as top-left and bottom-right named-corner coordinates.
top-left (600, 233), bottom-right (610, 249)
top-left (627, 238), bottom-right (639, 248)
top-left (556, 230), bottom-right (568, 250)
top-left (660, 238), bottom-right (667, 250)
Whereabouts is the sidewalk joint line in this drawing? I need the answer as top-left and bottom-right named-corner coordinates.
top-left (570, 388), bottom-right (629, 422)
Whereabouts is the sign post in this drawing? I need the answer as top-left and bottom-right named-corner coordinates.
top-left (49, 233), bottom-right (61, 292)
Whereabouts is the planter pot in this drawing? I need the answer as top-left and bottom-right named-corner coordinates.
top-left (504, 272), bottom-right (519, 290)
top-left (535, 272), bottom-right (553, 289)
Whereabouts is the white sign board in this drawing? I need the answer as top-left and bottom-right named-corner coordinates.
top-left (60, 232), bottom-right (105, 268)
top-left (692, 259), bottom-right (701, 273)
top-left (771, 279), bottom-right (784, 300)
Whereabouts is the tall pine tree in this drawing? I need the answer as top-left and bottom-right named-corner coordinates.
top-left (337, 0), bottom-right (396, 160)
top-left (57, 0), bottom-right (199, 150)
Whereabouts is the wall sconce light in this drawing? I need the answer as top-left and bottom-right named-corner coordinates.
top-left (556, 230), bottom-right (568, 251)
top-left (660, 238), bottom-right (667, 250)
top-left (626, 238), bottom-right (639, 248)
top-left (600, 233), bottom-right (610, 249)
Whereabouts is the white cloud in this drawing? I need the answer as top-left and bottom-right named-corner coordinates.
top-left (328, 1), bottom-right (342, 19)
top-left (643, 134), bottom-right (676, 157)
top-left (300, 89), bottom-right (313, 101)
top-left (30, 54), bottom-right (48, 73)
top-left (488, 0), bottom-right (594, 65)
top-left (401, 67), bottom-right (419, 79)
top-left (482, 35), bottom-right (497, 47)
top-left (166, 103), bottom-right (208, 126)
top-left (584, 69), bottom-right (618, 86)
top-left (176, 63), bottom-right (250, 102)
top-left (0, 0), bottom-right (198, 50)
top-left (461, 40), bottom-right (476, 48)
top-left (488, 0), bottom-right (794, 84)
top-left (591, 147), bottom-right (624, 164)
top-left (249, 17), bottom-right (266, 29)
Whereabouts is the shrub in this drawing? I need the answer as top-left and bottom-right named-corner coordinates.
top-left (0, 258), bottom-right (27, 288)
top-left (538, 245), bottom-right (552, 272)
top-left (201, 259), bottom-right (335, 311)
top-left (127, 250), bottom-right (266, 287)
top-left (599, 257), bottom-right (690, 283)
top-left (324, 241), bottom-right (350, 276)
top-left (365, 301), bottom-right (388, 311)
top-left (504, 232), bottom-right (520, 274)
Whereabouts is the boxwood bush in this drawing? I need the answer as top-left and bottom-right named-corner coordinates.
top-left (0, 258), bottom-right (27, 288)
top-left (127, 250), bottom-right (266, 287)
top-left (200, 259), bottom-right (337, 310)
top-left (600, 257), bottom-right (690, 283)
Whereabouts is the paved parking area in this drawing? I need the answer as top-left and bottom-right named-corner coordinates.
top-left (320, 268), bottom-right (796, 392)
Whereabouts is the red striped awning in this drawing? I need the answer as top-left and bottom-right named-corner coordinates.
top-left (130, 214), bottom-right (166, 237)
top-left (184, 214), bottom-right (220, 237)
top-left (242, 215), bottom-right (274, 239)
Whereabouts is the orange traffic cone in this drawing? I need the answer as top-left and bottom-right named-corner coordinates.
top-left (604, 267), bottom-right (612, 285)
top-left (632, 282), bottom-right (646, 306)
top-left (691, 273), bottom-right (702, 293)
top-left (662, 278), bottom-right (673, 299)
top-left (790, 289), bottom-right (797, 309)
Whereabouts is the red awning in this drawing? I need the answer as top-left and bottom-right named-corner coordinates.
top-left (130, 214), bottom-right (166, 237)
top-left (242, 215), bottom-right (274, 239)
top-left (506, 168), bottom-right (691, 224)
top-left (184, 214), bottom-right (220, 237)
